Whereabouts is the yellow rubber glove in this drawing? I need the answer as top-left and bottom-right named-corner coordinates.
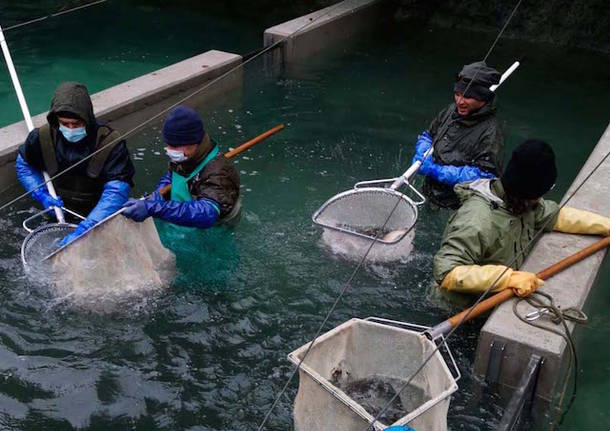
top-left (508, 271), bottom-right (545, 297)
top-left (553, 207), bottom-right (610, 236)
top-left (441, 265), bottom-right (543, 297)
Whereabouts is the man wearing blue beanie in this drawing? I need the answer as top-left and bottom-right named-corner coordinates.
top-left (122, 105), bottom-right (240, 228)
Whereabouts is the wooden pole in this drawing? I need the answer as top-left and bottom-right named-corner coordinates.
top-left (157, 124), bottom-right (284, 197)
top-left (430, 236), bottom-right (610, 338)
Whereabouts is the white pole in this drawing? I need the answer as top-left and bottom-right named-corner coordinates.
top-left (0, 24), bottom-right (65, 223)
top-left (490, 61), bottom-right (520, 92)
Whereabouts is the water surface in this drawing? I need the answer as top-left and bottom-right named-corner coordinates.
top-left (0, 9), bottom-right (609, 430)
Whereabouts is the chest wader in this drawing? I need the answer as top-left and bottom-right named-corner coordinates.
top-left (39, 124), bottom-right (122, 216)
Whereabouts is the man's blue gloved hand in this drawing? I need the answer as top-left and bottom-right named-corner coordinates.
top-left (418, 153), bottom-right (437, 176)
top-left (384, 426), bottom-right (416, 431)
top-left (122, 199), bottom-right (150, 222)
top-left (57, 220), bottom-right (92, 248)
top-left (32, 189), bottom-right (64, 210)
top-left (411, 130), bottom-right (433, 165)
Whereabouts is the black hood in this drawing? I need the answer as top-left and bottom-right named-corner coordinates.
top-left (46, 82), bottom-right (96, 132)
top-left (454, 61), bottom-right (501, 101)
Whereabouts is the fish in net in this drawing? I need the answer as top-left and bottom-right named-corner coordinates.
top-left (336, 375), bottom-right (427, 425)
top-left (313, 188), bottom-right (418, 262)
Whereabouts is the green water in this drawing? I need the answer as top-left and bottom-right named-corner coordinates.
top-left (0, 0), bottom-right (327, 127)
top-left (1, 3), bottom-right (610, 430)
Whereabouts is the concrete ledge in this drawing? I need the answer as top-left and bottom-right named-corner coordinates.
top-left (263, 0), bottom-right (384, 69)
top-left (474, 123), bottom-right (610, 400)
top-left (0, 49), bottom-right (242, 166)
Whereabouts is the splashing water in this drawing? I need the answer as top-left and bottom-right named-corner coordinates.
top-left (320, 228), bottom-right (415, 263)
top-left (46, 217), bottom-right (175, 312)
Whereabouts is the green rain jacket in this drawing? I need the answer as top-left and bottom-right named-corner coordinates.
top-left (423, 97), bottom-right (504, 209)
top-left (433, 179), bottom-right (560, 284)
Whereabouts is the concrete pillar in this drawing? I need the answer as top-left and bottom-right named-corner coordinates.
top-left (263, 0), bottom-right (385, 70)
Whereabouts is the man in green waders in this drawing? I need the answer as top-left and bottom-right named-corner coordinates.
top-left (122, 105), bottom-right (240, 229)
top-left (434, 139), bottom-right (610, 297)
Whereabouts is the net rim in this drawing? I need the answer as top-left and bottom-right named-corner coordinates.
top-left (312, 187), bottom-right (418, 244)
top-left (21, 223), bottom-right (77, 267)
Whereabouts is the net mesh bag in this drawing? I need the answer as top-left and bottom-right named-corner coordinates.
top-left (314, 189), bottom-right (417, 239)
top-left (290, 319), bottom-right (457, 431)
top-left (314, 188), bottom-right (418, 262)
top-left (48, 216), bottom-right (175, 310)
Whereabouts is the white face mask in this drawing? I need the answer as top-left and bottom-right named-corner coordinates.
top-left (165, 147), bottom-right (188, 163)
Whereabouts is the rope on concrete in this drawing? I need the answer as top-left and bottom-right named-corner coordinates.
top-left (512, 290), bottom-right (585, 429)
top-left (371, 105), bottom-right (610, 430)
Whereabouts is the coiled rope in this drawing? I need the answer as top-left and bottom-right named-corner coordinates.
top-left (513, 290), bottom-right (586, 429)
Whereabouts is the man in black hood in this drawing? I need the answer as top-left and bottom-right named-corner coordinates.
top-left (411, 61), bottom-right (505, 209)
top-left (16, 82), bottom-right (135, 246)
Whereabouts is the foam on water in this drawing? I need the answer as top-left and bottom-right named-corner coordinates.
top-left (320, 228), bottom-right (415, 263)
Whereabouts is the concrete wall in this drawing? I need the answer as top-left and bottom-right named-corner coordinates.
top-left (263, 0), bottom-right (385, 69)
top-left (474, 123), bottom-right (610, 401)
top-left (0, 50), bottom-right (242, 191)
top-left (1, 0), bottom-right (390, 191)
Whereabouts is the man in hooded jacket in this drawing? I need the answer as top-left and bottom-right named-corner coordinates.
top-left (412, 61), bottom-right (505, 209)
top-left (121, 105), bottom-right (240, 229)
top-left (433, 139), bottom-right (610, 297)
top-left (16, 82), bottom-right (135, 246)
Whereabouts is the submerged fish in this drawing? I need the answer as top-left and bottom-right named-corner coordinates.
top-left (340, 224), bottom-right (407, 242)
top-left (333, 374), bottom-right (426, 424)
top-left (342, 376), bottom-right (405, 424)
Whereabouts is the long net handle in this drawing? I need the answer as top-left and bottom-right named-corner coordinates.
top-left (158, 124), bottom-right (284, 197)
top-left (224, 124), bottom-right (284, 158)
top-left (1, 24), bottom-right (65, 223)
top-left (445, 236), bottom-right (610, 329)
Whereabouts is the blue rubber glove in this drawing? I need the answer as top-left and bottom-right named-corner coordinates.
top-left (16, 154), bottom-right (64, 209)
top-left (411, 131), bottom-right (433, 165)
top-left (86, 180), bottom-right (131, 223)
top-left (35, 190), bottom-right (64, 211)
top-left (57, 180), bottom-right (130, 248)
top-left (384, 426), bottom-right (416, 431)
top-left (145, 198), bottom-right (220, 228)
top-left (418, 157), bottom-right (495, 186)
top-left (122, 199), bottom-right (150, 222)
top-left (57, 220), bottom-right (93, 248)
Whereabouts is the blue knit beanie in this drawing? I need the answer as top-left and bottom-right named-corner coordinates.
top-left (162, 105), bottom-right (204, 146)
